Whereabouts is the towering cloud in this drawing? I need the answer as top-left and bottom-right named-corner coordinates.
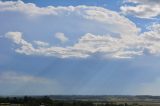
top-left (1, 1), bottom-right (160, 59)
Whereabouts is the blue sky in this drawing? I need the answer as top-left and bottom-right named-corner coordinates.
top-left (0, 0), bottom-right (160, 95)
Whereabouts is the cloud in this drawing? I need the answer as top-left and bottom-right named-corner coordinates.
top-left (0, 71), bottom-right (50, 84)
top-left (124, 0), bottom-right (160, 4)
top-left (0, 1), bottom-right (143, 59)
top-left (3, 1), bottom-right (160, 59)
top-left (54, 32), bottom-right (68, 43)
top-left (0, 0), bottom-right (139, 36)
top-left (5, 32), bottom-right (35, 55)
top-left (33, 40), bottom-right (49, 47)
top-left (73, 33), bottom-right (143, 58)
top-left (0, 0), bottom-right (57, 16)
top-left (1, 31), bottom-right (144, 59)
top-left (121, 0), bottom-right (160, 19)
top-left (141, 23), bottom-right (160, 54)
top-left (0, 71), bottom-right (61, 95)
top-left (5, 31), bottom-right (90, 58)
top-left (5, 32), bottom-right (23, 44)
top-left (4, 23), bottom-right (160, 59)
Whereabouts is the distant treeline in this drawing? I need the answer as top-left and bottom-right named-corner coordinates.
top-left (0, 96), bottom-right (141, 106)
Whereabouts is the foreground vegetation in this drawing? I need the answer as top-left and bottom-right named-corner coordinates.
top-left (0, 96), bottom-right (158, 106)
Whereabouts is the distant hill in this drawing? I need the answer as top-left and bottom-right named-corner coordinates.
top-left (48, 95), bottom-right (160, 102)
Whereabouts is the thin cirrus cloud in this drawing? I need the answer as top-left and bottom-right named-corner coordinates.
top-left (0, 71), bottom-right (50, 84)
top-left (0, 71), bottom-right (61, 95)
top-left (121, 0), bottom-right (160, 19)
top-left (1, 1), bottom-right (160, 59)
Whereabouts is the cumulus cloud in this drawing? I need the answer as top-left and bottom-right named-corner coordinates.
top-left (0, 0), bottom-right (139, 36)
top-left (124, 0), bottom-right (160, 4)
top-left (5, 32), bottom-right (35, 55)
top-left (0, 0), bottom-right (57, 16)
top-left (5, 32), bottom-right (23, 44)
top-left (54, 32), bottom-right (68, 43)
top-left (121, 0), bottom-right (160, 19)
top-left (73, 33), bottom-right (143, 58)
top-left (2, 1), bottom-right (160, 59)
top-left (33, 40), bottom-right (49, 47)
top-left (5, 31), bottom-right (90, 58)
top-left (1, 26), bottom-right (155, 59)
top-left (4, 23), bottom-right (160, 59)
top-left (141, 23), bottom-right (160, 54)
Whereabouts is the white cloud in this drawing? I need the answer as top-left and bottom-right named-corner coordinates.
top-left (0, 71), bottom-right (50, 84)
top-left (82, 7), bottom-right (140, 35)
top-left (5, 32), bottom-right (35, 55)
top-left (75, 33), bottom-right (144, 58)
top-left (124, 0), bottom-right (160, 4)
top-left (0, 1), bottom-right (139, 36)
top-left (141, 23), bottom-right (160, 55)
top-left (5, 23), bottom-right (160, 59)
top-left (5, 32), bottom-right (23, 44)
top-left (33, 40), bottom-right (49, 47)
top-left (3, 31), bottom-right (143, 59)
top-left (5, 32), bottom-right (90, 58)
top-left (54, 32), bottom-right (68, 43)
top-left (3, 1), bottom-right (160, 59)
top-left (121, 0), bottom-right (160, 18)
top-left (0, 0), bottom-right (57, 16)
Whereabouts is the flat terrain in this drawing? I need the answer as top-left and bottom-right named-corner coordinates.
top-left (1, 95), bottom-right (160, 106)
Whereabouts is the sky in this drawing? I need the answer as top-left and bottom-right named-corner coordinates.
top-left (0, 0), bottom-right (160, 96)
